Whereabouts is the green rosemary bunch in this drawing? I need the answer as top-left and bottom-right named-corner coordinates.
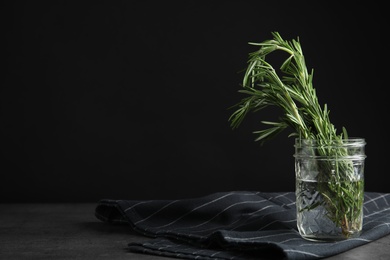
top-left (229, 31), bottom-right (341, 142)
top-left (229, 32), bottom-right (363, 238)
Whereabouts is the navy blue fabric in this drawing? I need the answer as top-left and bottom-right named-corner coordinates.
top-left (95, 191), bottom-right (390, 259)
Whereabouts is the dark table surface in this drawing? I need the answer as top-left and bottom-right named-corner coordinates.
top-left (1, 203), bottom-right (389, 260)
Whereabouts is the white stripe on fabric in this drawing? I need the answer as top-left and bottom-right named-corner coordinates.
top-left (337, 237), bottom-right (372, 243)
top-left (279, 237), bottom-right (304, 244)
top-left (365, 207), bottom-right (390, 218)
top-left (273, 192), bottom-right (294, 201)
top-left (364, 222), bottom-right (390, 231)
top-left (284, 249), bottom-right (323, 258)
top-left (172, 200), bottom-right (273, 230)
top-left (157, 244), bottom-right (179, 250)
top-left (124, 201), bottom-right (155, 212)
top-left (364, 193), bottom-right (390, 208)
top-left (224, 231), bottom-right (297, 241)
top-left (229, 209), bottom-right (291, 232)
top-left (134, 200), bottom-right (179, 225)
top-left (363, 217), bottom-right (390, 227)
top-left (170, 216), bottom-right (244, 234)
top-left (366, 193), bottom-right (390, 206)
top-left (180, 207), bottom-right (289, 234)
top-left (269, 192), bottom-right (296, 208)
top-left (365, 193), bottom-right (380, 209)
top-left (286, 201), bottom-right (296, 207)
top-left (296, 236), bottom-right (372, 248)
top-left (151, 192), bottom-right (257, 229)
top-left (257, 219), bottom-right (296, 231)
top-left (246, 204), bottom-right (277, 215)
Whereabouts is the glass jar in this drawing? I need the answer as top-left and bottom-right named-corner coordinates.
top-left (294, 138), bottom-right (366, 241)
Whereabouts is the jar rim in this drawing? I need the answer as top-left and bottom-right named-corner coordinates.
top-left (294, 137), bottom-right (366, 147)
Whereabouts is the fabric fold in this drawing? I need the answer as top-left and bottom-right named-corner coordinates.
top-left (95, 191), bottom-right (390, 260)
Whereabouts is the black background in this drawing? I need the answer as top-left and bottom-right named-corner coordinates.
top-left (2, 1), bottom-right (388, 202)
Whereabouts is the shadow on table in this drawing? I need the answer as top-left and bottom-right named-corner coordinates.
top-left (80, 221), bottom-right (141, 235)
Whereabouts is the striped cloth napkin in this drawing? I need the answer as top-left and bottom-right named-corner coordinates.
top-left (95, 191), bottom-right (390, 260)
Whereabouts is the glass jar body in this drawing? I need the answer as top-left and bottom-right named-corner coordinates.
top-left (294, 138), bottom-right (366, 242)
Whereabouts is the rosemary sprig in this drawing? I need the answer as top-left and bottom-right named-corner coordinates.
top-left (229, 32), bottom-right (363, 237)
top-left (229, 31), bottom-right (341, 142)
